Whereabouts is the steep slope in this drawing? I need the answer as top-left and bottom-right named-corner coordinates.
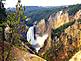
top-left (12, 47), bottom-right (46, 61)
top-left (0, 41), bottom-right (46, 61)
top-left (37, 19), bottom-right (46, 34)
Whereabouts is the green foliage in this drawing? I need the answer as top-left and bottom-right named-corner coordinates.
top-left (0, 27), bottom-right (2, 31)
top-left (3, 1), bottom-right (28, 61)
top-left (52, 20), bottom-right (75, 37)
top-left (68, 4), bottom-right (81, 15)
top-left (7, 13), bottom-right (16, 26)
top-left (0, 0), bottom-right (6, 1)
top-left (6, 2), bottom-right (27, 32)
top-left (43, 41), bottom-right (63, 61)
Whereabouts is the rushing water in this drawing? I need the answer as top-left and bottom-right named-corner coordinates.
top-left (27, 26), bottom-right (48, 52)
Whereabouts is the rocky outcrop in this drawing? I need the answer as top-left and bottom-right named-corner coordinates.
top-left (64, 21), bottom-right (81, 48)
top-left (74, 10), bottom-right (81, 20)
top-left (37, 19), bottom-right (46, 34)
top-left (48, 10), bottom-right (69, 29)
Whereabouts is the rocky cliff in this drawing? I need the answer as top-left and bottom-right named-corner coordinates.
top-left (36, 9), bottom-right (81, 61)
top-left (37, 19), bottom-right (52, 56)
top-left (74, 10), bottom-right (81, 20)
top-left (48, 10), bottom-right (69, 29)
top-left (1, 9), bottom-right (81, 61)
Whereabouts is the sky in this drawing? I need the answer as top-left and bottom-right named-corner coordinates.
top-left (3, 0), bottom-right (81, 8)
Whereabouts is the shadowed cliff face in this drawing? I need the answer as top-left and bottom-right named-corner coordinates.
top-left (11, 47), bottom-right (46, 61)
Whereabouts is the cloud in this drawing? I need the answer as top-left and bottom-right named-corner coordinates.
top-left (23, 0), bottom-right (81, 6)
top-left (4, 0), bottom-right (17, 8)
top-left (4, 0), bottom-right (81, 8)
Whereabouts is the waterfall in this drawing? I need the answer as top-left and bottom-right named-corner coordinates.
top-left (27, 26), bottom-right (48, 52)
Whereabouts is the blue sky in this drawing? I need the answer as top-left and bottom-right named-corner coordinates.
top-left (4, 0), bottom-right (81, 8)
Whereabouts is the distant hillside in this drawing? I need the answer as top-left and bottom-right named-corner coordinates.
top-left (68, 4), bottom-right (81, 15)
top-left (6, 4), bottom-right (81, 25)
top-left (24, 6), bottom-right (64, 25)
top-left (6, 6), bottom-right (64, 25)
top-left (6, 6), bottom-right (46, 14)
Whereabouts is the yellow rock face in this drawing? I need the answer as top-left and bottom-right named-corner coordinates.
top-left (69, 51), bottom-right (81, 61)
top-left (74, 10), bottom-right (81, 20)
top-left (48, 11), bottom-right (69, 29)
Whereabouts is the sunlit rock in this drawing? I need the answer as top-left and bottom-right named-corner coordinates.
top-left (74, 10), bottom-right (81, 20)
top-left (48, 10), bottom-right (69, 29)
top-left (69, 51), bottom-right (81, 61)
top-left (5, 24), bottom-right (11, 33)
top-left (4, 24), bottom-right (11, 41)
